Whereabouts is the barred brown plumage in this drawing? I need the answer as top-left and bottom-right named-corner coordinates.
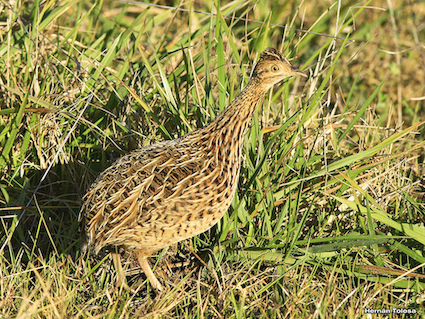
top-left (79, 47), bottom-right (306, 291)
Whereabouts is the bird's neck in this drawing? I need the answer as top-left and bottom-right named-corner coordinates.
top-left (180, 77), bottom-right (269, 167)
top-left (197, 78), bottom-right (268, 164)
top-left (210, 78), bottom-right (266, 139)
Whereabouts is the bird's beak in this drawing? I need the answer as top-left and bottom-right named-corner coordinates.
top-left (291, 66), bottom-right (308, 78)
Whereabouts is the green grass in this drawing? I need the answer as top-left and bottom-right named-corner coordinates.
top-left (1, 0), bottom-right (424, 318)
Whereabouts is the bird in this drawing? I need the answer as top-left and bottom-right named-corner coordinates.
top-left (79, 47), bottom-right (306, 291)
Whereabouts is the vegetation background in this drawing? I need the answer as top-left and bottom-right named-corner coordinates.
top-left (1, 0), bottom-right (424, 318)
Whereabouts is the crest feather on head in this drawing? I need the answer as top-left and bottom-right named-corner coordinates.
top-left (259, 47), bottom-right (291, 65)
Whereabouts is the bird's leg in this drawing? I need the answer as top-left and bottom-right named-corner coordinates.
top-left (136, 252), bottom-right (163, 291)
top-left (111, 251), bottom-right (129, 290)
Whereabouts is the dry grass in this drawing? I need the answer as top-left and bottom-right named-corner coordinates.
top-left (1, 0), bottom-right (424, 318)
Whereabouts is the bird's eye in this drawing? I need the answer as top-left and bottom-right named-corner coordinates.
top-left (272, 65), bottom-right (279, 72)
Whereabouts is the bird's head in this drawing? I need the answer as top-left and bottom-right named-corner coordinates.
top-left (251, 48), bottom-right (307, 87)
